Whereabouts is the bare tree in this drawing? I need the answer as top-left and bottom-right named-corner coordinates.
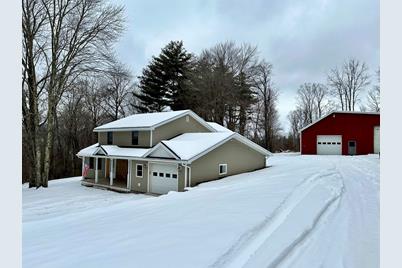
top-left (81, 76), bottom-right (106, 142)
top-left (328, 59), bottom-right (370, 111)
top-left (295, 83), bottom-right (328, 125)
top-left (22, 0), bottom-right (49, 187)
top-left (190, 41), bottom-right (259, 133)
top-left (367, 68), bottom-right (380, 112)
top-left (253, 61), bottom-right (280, 150)
top-left (22, 0), bottom-right (125, 187)
top-left (287, 108), bottom-right (304, 151)
top-left (102, 62), bottom-right (133, 120)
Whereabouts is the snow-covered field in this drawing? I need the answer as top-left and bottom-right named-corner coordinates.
top-left (22, 154), bottom-right (379, 268)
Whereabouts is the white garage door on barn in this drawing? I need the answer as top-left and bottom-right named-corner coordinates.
top-left (374, 126), bottom-right (380, 154)
top-left (317, 135), bottom-right (342, 155)
top-left (149, 163), bottom-right (178, 194)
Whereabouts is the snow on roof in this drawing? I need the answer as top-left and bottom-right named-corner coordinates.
top-left (77, 143), bottom-right (150, 158)
top-left (94, 110), bottom-right (190, 131)
top-left (299, 111), bottom-right (381, 133)
top-left (207, 122), bottom-right (232, 132)
top-left (101, 145), bottom-right (150, 158)
top-left (76, 143), bottom-right (99, 157)
top-left (161, 132), bottom-right (235, 160)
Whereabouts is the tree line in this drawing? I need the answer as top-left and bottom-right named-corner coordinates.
top-left (22, 0), bottom-right (379, 187)
top-left (134, 41), bottom-right (280, 150)
top-left (288, 60), bottom-right (380, 151)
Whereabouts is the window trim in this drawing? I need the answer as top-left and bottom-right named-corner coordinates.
top-left (107, 131), bottom-right (113, 145)
top-left (219, 163), bottom-right (227, 175)
top-left (136, 164), bottom-right (143, 178)
top-left (132, 131), bottom-right (139, 145)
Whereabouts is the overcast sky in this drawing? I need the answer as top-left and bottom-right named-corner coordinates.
top-left (114, 0), bottom-right (379, 132)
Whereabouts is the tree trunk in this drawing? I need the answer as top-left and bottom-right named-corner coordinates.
top-left (238, 105), bottom-right (246, 135)
top-left (42, 100), bottom-right (56, 188)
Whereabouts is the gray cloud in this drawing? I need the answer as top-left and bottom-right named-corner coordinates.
top-left (115, 0), bottom-right (379, 131)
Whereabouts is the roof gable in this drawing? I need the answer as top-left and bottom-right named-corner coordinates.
top-left (144, 143), bottom-right (180, 159)
top-left (93, 110), bottom-right (216, 132)
top-left (299, 111), bottom-right (380, 133)
top-left (149, 132), bottom-right (272, 162)
top-left (207, 122), bottom-right (232, 132)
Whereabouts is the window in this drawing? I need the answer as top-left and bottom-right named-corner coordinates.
top-left (337, 142), bottom-right (341, 145)
top-left (172, 174), bottom-right (178, 179)
top-left (165, 173), bottom-right (171, 178)
top-left (89, 158), bottom-right (94, 169)
top-left (349, 141), bottom-right (356, 147)
top-left (152, 172), bottom-right (158, 176)
top-left (136, 164), bottom-right (143, 177)
top-left (332, 142), bottom-right (336, 145)
top-left (159, 172), bottom-right (164, 177)
top-left (185, 115), bottom-right (189, 122)
top-left (107, 132), bottom-right (113, 145)
top-left (219, 164), bottom-right (227, 175)
top-left (132, 131), bottom-right (139, 145)
top-left (318, 142), bottom-right (322, 144)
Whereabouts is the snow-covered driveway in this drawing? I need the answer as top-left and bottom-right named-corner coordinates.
top-left (22, 154), bottom-right (379, 268)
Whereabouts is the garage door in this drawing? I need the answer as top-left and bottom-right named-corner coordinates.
top-left (374, 126), bottom-right (380, 154)
top-left (149, 163), bottom-right (178, 194)
top-left (317, 135), bottom-right (342, 155)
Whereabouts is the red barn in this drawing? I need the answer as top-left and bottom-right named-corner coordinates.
top-left (300, 112), bottom-right (380, 155)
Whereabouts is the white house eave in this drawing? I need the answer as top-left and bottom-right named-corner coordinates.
top-left (94, 127), bottom-right (154, 132)
top-left (76, 153), bottom-right (184, 164)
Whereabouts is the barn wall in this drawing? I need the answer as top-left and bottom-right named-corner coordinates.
top-left (301, 113), bottom-right (380, 155)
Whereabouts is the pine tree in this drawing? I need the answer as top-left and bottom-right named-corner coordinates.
top-left (134, 41), bottom-right (193, 112)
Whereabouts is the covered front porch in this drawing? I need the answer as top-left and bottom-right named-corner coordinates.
top-left (81, 156), bottom-right (132, 193)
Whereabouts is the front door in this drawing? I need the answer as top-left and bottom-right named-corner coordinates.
top-left (348, 140), bottom-right (356, 155)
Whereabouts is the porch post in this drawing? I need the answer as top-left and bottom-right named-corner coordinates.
top-left (104, 159), bottom-right (107, 177)
top-left (81, 157), bottom-right (85, 179)
top-left (127, 160), bottom-right (131, 189)
top-left (109, 158), bottom-right (114, 185)
top-left (184, 164), bottom-right (187, 188)
top-left (95, 157), bottom-right (99, 183)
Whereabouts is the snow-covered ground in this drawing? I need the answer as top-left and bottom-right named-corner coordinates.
top-left (22, 154), bottom-right (379, 268)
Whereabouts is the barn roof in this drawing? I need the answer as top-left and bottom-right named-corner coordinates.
top-left (299, 111), bottom-right (380, 133)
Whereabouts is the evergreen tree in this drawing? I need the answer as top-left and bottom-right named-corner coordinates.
top-left (134, 41), bottom-right (193, 112)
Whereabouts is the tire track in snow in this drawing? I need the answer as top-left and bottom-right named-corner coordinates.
top-left (210, 169), bottom-right (343, 268)
top-left (271, 186), bottom-right (345, 268)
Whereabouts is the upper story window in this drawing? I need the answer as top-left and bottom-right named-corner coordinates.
top-left (219, 164), bottom-right (227, 175)
top-left (107, 132), bottom-right (113, 145)
top-left (132, 131), bottom-right (139, 145)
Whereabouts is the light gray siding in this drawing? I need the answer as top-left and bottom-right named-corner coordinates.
top-left (130, 160), bottom-right (149, 192)
top-left (190, 138), bottom-right (266, 186)
top-left (178, 164), bottom-right (186, 192)
top-left (98, 131), bottom-right (151, 147)
top-left (152, 115), bottom-right (211, 145)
